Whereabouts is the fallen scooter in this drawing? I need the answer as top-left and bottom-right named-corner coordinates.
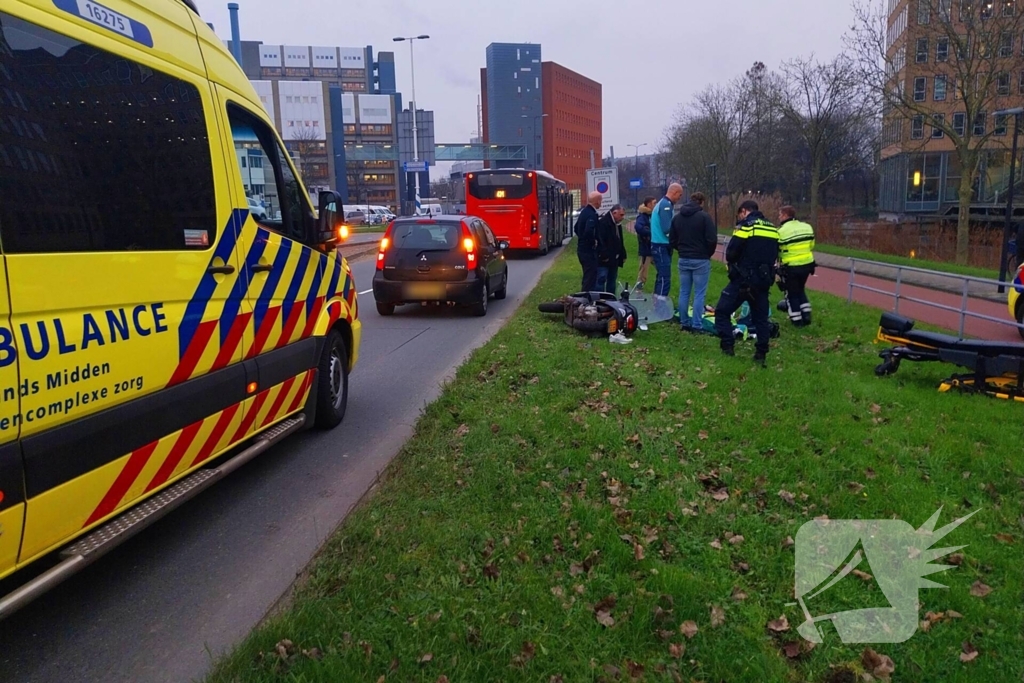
top-left (538, 290), bottom-right (640, 339)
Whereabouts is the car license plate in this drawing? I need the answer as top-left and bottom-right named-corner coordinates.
top-left (406, 282), bottom-right (445, 299)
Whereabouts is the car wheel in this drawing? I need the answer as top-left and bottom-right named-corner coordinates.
top-left (314, 328), bottom-right (349, 429)
top-left (376, 302), bottom-right (395, 316)
top-left (1016, 300), bottom-right (1024, 341)
top-left (471, 283), bottom-right (489, 317)
top-left (494, 269), bottom-right (508, 300)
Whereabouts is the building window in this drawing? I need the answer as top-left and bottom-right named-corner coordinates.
top-left (932, 114), bottom-right (946, 137)
top-left (907, 153), bottom-right (942, 204)
top-left (935, 75), bottom-right (948, 100)
top-left (916, 37), bottom-right (929, 62)
top-left (995, 113), bottom-right (1009, 135)
top-left (981, 0), bottom-right (994, 17)
top-left (919, 0), bottom-right (931, 22)
top-left (998, 72), bottom-right (1011, 94)
top-left (974, 112), bottom-right (987, 135)
top-left (937, 37), bottom-right (950, 62)
top-left (1000, 31), bottom-right (1014, 56)
top-left (914, 77), bottom-right (927, 101)
top-left (912, 115), bottom-right (925, 139)
top-left (953, 112), bottom-right (967, 135)
top-left (957, 35), bottom-right (972, 59)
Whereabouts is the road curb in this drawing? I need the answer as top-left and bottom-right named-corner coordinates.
top-left (338, 243), bottom-right (381, 263)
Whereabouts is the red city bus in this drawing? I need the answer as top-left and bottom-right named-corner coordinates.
top-left (465, 169), bottom-right (573, 253)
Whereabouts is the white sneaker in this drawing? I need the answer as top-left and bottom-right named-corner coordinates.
top-left (609, 332), bottom-right (633, 345)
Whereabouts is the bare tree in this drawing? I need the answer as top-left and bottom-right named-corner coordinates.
top-left (847, 0), bottom-right (1024, 263)
top-left (290, 126), bottom-right (324, 190)
top-left (780, 54), bottom-right (875, 225)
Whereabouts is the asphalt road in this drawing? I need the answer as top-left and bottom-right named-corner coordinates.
top-left (0, 246), bottom-right (563, 683)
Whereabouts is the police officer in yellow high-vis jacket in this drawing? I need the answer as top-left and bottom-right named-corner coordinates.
top-left (776, 205), bottom-right (816, 327)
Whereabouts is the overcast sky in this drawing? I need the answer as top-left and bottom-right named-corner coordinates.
top-left (197, 0), bottom-right (856, 160)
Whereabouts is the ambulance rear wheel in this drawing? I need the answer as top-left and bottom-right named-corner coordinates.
top-left (315, 329), bottom-right (349, 429)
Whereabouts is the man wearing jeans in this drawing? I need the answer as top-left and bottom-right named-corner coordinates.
top-left (650, 183), bottom-right (684, 308)
top-left (669, 192), bottom-right (719, 333)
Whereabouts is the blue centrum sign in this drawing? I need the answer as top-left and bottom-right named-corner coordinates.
top-left (53, 0), bottom-right (154, 48)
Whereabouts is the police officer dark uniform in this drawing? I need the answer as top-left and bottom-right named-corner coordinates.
top-left (776, 205), bottom-right (816, 327)
top-left (575, 192), bottom-right (602, 291)
top-left (714, 200), bottom-right (780, 365)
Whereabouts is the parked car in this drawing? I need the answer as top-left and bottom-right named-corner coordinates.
top-left (372, 216), bottom-right (509, 317)
top-left (247, 196), bottom-right (267, 220)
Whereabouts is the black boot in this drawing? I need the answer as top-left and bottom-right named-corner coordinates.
top-left (753, 350), bottom-right (767, 367)
top-left (721, 345), bottom-right (735, 357)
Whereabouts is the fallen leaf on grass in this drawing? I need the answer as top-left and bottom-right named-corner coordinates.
top-left (767, 615), bottom-right (790, 633)
top-left (848, 482), bottom-right (865, 494)
top-left (454, 424), bottom-right (470, 438)
top-left (668, 642), bottom-right (685, 659)
top-left (709, 539), bottom-right (723, 550)
top-left (960, 641), bottom-right (979, 663)
top-left (633, 544), bottom-right (645, 561)
top-left (731, 587), bottom-right (748, 601)
top-left (865, 467), bottom-right (877, 479)
top-left (595, 611), bottom-right (615, 627)
top-left (948, 553), bottom-right (965, 566)
top-left (994, 533), bottom-right (1015, 544)
top-left (551, 586), bottom-right (564, 598)
top-left (782, 536), bottom-right (795, 548)
top-left (728, 534), bottom-right (745, 546)
top-left (419, 652), bottom-right (434, 664)
top-left (778, 490), bottom-right (796, 506)
top-left (680, 620), bottom-right (699, 639)
top-left (782, 642), bottom-right (802, 659)
top-left (569, 563), bottom-right (584, 577)
top-left (870, 404), bottom-right (882, 414)
top-left (698, 430), bottom-right (710, 441)
top-left (483, 563), bottom-right (500, 580)
top-left (861, 648), bottom-right (895, 680)
top-left (852, 569), bottom-right (873, 581)
top-left (970, 581), bottom-right (992, 598)
top-left (595, 595), bottom-right (617, 628)
top-left (436, 677), bottom-right (450, 683)
top-left (710, 605), bottom-right (726, 627)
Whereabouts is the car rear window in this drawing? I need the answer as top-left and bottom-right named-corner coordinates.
top-left (392, 222), bottom-right (461, 250)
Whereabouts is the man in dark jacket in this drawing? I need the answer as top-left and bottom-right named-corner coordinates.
top-left (596, 204), bottom-right (627, 293)
top-left (713, 200), bottom-right (780, 365)
top-left (669, 192), bottom-right (718, 333)
top-left (574, 191), bottom-right (603, 291)
top-left (634, 197), bottom-right (655, 290)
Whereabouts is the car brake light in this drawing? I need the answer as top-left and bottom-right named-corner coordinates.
top-left (376, 223), bottom-right (394, 271)
top-left (461, 224), bottom-right (477, 267)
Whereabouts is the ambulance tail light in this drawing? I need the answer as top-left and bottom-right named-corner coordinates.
top-left (461, 223), bottom-right (477, 268)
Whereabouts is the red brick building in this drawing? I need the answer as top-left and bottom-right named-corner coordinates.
top-left (541, 62), bottom-right (602, 193)
top-left (479, 58), bottom-right (602, 193)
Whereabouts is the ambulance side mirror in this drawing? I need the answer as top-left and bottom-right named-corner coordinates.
top-left (317, 191), bottom-right (348, 248)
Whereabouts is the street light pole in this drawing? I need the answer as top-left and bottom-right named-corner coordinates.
top-left (996, 107), bottom-right (1023, 293)
top-left (394, 35), bottom-right (430, 215)
top-left (627, 143), bottom-right (648, 208)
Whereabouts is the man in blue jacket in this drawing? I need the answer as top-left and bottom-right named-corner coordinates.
top-left (650, 183), bottom-right (684, 303)
top-left (574, 191), bottom-right (603, 291)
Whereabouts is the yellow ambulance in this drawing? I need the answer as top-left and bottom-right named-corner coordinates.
top-left (0, 0), bottom-right (360, 617)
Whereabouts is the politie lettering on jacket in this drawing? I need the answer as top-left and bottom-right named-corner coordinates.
top-left (0, 303), bottom-right (169, 368)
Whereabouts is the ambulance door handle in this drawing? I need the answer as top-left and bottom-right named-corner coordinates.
top-left (207, 265), bottom-right (236, 275)
top-left (252, 264), bottom-right (273, 273)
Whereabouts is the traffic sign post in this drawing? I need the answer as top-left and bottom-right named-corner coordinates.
top-left (586, 167), bottom-right (619, 213)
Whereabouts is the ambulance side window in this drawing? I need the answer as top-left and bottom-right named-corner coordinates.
top-left (228, 105), bottom-right (308, 243)
top-left (0, 12), bottom-right (217, 253)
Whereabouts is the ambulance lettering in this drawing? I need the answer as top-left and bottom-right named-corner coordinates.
top-left (0, 303), bottom-right (169, 368)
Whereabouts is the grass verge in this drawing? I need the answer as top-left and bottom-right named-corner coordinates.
top-left (208, 239), bottom-right (1024, 683)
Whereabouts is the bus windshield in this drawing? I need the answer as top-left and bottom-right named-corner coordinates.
top-left (468, 172), bottom-right (532, 200)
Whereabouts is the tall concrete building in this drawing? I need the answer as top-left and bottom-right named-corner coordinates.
top-left (480, 43), bottom-right (602, 192)
top-left (878, 0), bottom-right (1024, 219)
top-left (480, 43), bottom-right (544, 169)
top-left (229, 39), bottom-right (434, 210)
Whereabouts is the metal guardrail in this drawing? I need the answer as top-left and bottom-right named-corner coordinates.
top-left (846, 257), bottom-right (1024, 338)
